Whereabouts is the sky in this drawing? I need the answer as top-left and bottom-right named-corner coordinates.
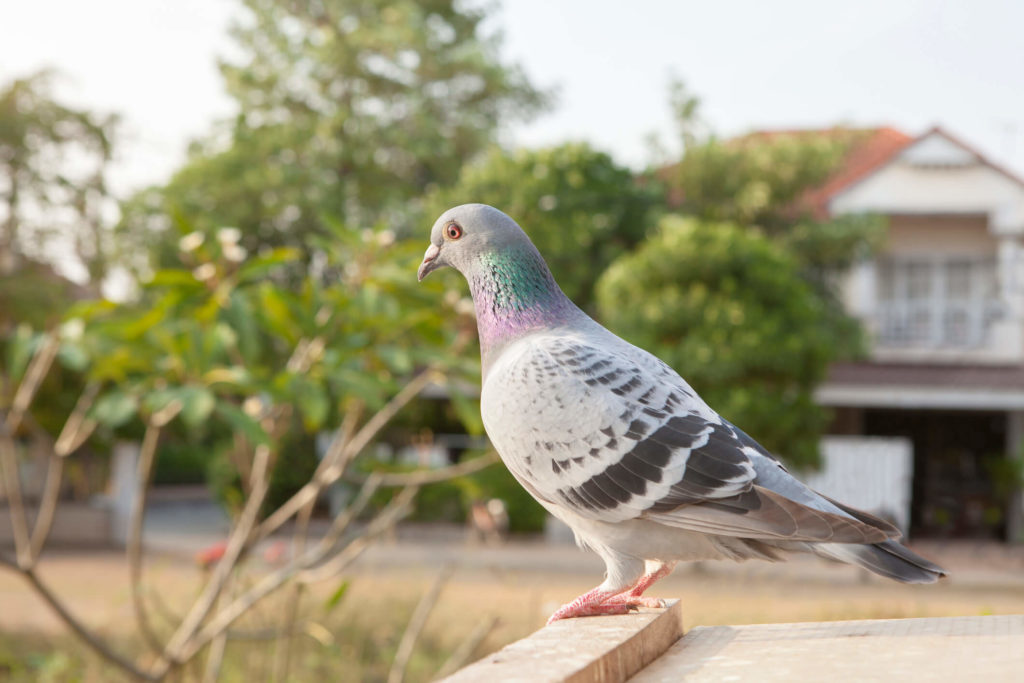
top-left (2, 0), bottom-right (1024, 199)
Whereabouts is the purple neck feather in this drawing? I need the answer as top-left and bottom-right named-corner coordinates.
top-left (468, 245), bottom-right (582, 363)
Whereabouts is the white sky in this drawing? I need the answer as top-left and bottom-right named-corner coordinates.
top-left (2, 0), bottom-right (1023, 199)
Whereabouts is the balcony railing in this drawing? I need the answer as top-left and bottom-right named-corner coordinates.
top-left (874, 258), bottom-right (1001, 350)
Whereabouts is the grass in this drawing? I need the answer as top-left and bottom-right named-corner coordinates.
top-left (1, 545), bottom-right (1023, 682)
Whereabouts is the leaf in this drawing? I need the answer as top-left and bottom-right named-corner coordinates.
top-left (57, 342), bottom-right (89, 372)
top-left (331, 367), bottom-right (389, 407)
top-left (258, 285), bottom-right (298, 343)
top-left (5, 324), bottom-right (37, 383)
top-left (323, 579), bottom-right (350, 612)
top-left (449, 387), bottom-right (484, 436)
top-left (377, 346), bottom-right (413, 375)
top-left (180, 386), bottom-right (216, 428)
top-left (147, 269), bottom-right (203, 288)
top-left (142, 388), bottom-right (181, 416)
top-left (90, 391), bottom-right (138, 429)
top-left (214, 402), bottom-right (271, 446)
top-left (237, 247), bottom-right (301, 283)
top-left (202, 366), bottom-right (251, 388)
top-left (291, 376), bottom-right (329, 431)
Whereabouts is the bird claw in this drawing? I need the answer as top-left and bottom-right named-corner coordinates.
top-left (546, 602), bottom-right (633, 624)
top-left (604, 594), bottom-right (666, 609)
top-left (546, 594), bottom-right (667, 624)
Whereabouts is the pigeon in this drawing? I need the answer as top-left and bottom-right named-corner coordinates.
top-left (418, 203), bottom-right (945, 623)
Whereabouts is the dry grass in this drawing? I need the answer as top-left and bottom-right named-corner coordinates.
top-left (1, 541), bottom-right (1023, 681)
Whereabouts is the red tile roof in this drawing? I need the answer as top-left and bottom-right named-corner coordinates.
top-left (657, 126), bottom-right (915, 217)
top-left (660, 125), bottom-right (1024, 219)
top-left (801, 127), bottom-right (914, 218)
top-left (731, 127), bottom-right (915, 219)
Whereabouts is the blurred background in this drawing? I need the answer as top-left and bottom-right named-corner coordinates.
top-left (1, 1), bottom-right (1023, 681)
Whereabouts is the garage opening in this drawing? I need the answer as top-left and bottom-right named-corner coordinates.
top-left (862, 409), bottom-right (1008, 539)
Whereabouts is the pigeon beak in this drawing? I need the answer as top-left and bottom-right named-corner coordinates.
top-left (417, 243), bottom-right (442, 281)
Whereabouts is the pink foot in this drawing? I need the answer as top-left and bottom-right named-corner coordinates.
top-left (605, 594), bottom-right (666, 609)
top-left (547, 601), bottom-right (632, 624)
top-left (546, 588), bottom-right (621, 624)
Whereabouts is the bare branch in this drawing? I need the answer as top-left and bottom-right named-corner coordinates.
top-left (21, 568), bottom-right (157, 681)
top-left (329, 366), bottom-right (444, 478)
top-left (127, 422), bottom-right (166, 653)
top-left (271, 582), bottom-right (305, 683)
top-left (163, 484), bottom-right (419, 670)
top-left (6, 333), bottom-right (60, 432)
top-left (388, 565), bottom-right (455, 683)
top-left (0, 431), bottom-right (31, 568)
top-left (53, 381), bottom-right (100, 457)
top-left (254, 364), bottom-right (438, 544)
top-left (344, 451), bottom-right (499, 487)
top-left (272, 490), bottom-right (316, 683)
top-left (201, 632), bottom-right (228, 683)
top-left (25, 382), bottom-right (101, 563)
top-left (160, 444), bottom-right (272, 668)
top-left (297, 483), bottom-right (418, 585)
top-left (314, 472), bottom-right (384, 551)
top-left (27, 455), bottom-right (63, 563)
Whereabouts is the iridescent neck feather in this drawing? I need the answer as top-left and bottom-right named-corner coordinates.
top-left (468, 243), bottom-right (581, 362)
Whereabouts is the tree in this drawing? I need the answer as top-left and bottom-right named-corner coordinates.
top-left (428, 143), bottom-right (659, 309)
top-left (596, 216), bottom-right (842, 467)
top-left (1, 216), bottom-right (495, 680)
top-left (0, 71), bottom-right (118, 283)
top-left (664, 126), bottom-right (888, 360)
top-left (117, 0), bottom-right (547, 274)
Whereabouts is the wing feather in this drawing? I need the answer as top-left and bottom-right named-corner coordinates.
top-left (481, 332), bottom-right (891, 543)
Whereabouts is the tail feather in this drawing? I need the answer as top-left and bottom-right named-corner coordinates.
top-left (812, 540), bottom-right (946, 584)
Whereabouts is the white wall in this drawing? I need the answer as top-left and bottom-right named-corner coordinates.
top-left (831, 133), bottom-right (1024, 364)
top-left (801, 436), bottom-right (914, 536)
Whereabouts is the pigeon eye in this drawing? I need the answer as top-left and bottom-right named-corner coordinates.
top-left (445, 223), bottom-right (463, 240)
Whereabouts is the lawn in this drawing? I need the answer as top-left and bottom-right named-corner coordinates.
top-left (1, 539), bottom-right (1022, 681)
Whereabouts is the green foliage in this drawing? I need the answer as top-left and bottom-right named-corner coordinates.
top-left (459, 462), bottom-right (546, 533)
top-left (117, 0), bottom-right (547, 274)
top-left (410, 461), bottom-right (546, 533)
top-left (670, 130), bottom-right (854, 231)
top-left (428, 143), bottom-right (659, 309)
top-left (47, 218), bottom-right (475, 505)
top-left (0, 70), bottom-right (118, 283)
top-left (597, 216), bottom-right (848, 467)
top-left (668, 128), bottom-right (887, 307)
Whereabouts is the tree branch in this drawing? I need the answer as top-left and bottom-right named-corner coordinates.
top-left (0, 431), bottom-right (31, 568)
top-left (163, 485), bottom-right (419, 671)
top-left (27, 454), bottom-right (63, 563)
top-left (6, 333), bottom-right (60, 432)
top-left (22, 568), bottom-right (157, 681)
top-left (388, 565), bottom-right (455, 683)
top-left (127, 422), bottom-right (166, 653)
top-left (53, 381), bottom-right (100, 457)
top-left (344, 451), bottom-right (499, 487)
top-left (159, 444), bottom-right (272, 669)
top-left (253, 361), bottom-right (443, 545)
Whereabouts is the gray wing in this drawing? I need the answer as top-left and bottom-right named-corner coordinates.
top-left (482, 334), bottom-right (896, 544)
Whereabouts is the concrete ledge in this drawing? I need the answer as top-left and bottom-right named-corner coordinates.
top-left (443, 600), bottom-right (683, 683)
top-left (632, 614), bottom-right (1024, 682)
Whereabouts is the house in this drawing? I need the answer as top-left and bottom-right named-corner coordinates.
top-left (810, 126), bottom-right (1024, 542)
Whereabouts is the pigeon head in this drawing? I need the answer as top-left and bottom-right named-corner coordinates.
top-left (418, 203), bottom-right (583, 363)
top-left (417, 203), bottom-right (527, 282)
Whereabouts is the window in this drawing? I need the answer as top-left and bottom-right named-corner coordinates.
top-left (876, 258), bottom-right (998, 348)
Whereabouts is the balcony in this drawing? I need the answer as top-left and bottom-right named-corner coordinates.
top-left (868, 257), bottom-right (1016, 361)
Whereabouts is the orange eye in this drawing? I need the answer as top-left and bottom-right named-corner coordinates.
top-left (445, 222), bottom-right (463, 240)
